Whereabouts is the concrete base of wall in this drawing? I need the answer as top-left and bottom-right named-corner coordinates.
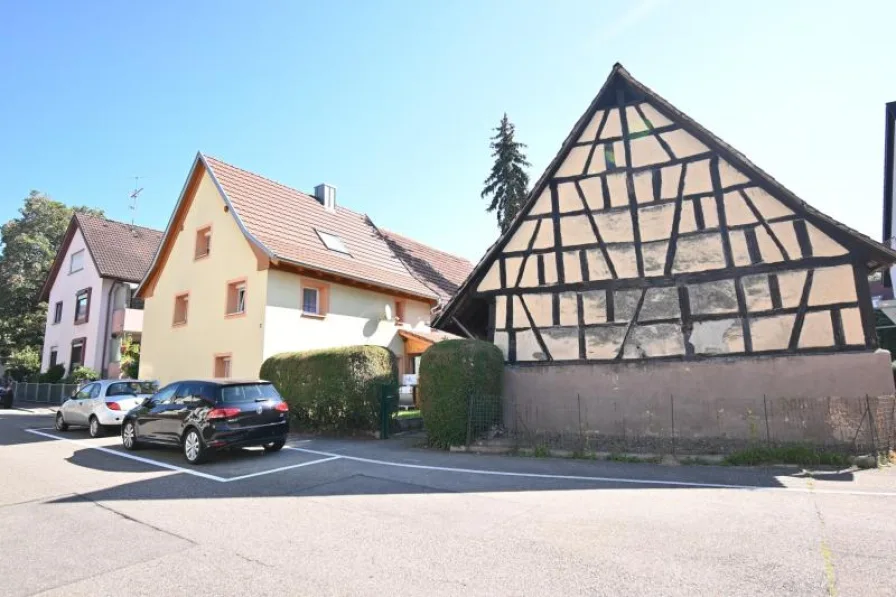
top-left (503, 351), bottom-right (895, 449)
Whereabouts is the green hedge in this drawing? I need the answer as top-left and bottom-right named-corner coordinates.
top-left (259, 345), bottom-right (398, 433)
top-left (418, 339), bottom-right (504, 448)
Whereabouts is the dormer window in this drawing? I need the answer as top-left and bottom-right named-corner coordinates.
top-left (315, 230), bottom-right (350, 255)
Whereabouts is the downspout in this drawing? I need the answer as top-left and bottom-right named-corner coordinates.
top-left (101, 280), bottom-right (121, 378)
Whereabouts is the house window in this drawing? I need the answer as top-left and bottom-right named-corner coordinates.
top-left (195, 226), bottom-right (211, 259)
top-left (302, 288), bottom-right (319, 314)
top-left (214, 354), bottom-right (232, 378)
top-left (315, 230), bottom-right (350, 255)
top-left (49, 348), bottom-right (58, 368)
top-left (70, 249), bottom-right (85, 273)
top-left (53, 301), bottom-right (63, 324)
top-left (394, 300), bottom-right (406, 323)
top-left (74, 289), bottom-right (91, 324)
top-left (226, 279), bottom-right (247, 316)
top-left (69, 339), bottom-right (85, 372)
top-left (300, 279), bottom-right (329, 317)
top-left (173, 293), bottom-right (189, 326)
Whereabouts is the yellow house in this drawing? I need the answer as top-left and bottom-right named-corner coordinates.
top-left (136, 154), bottom-right (471, 385)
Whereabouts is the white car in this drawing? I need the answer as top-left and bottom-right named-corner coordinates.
top-left (54, 380), bottom-right (158, 438)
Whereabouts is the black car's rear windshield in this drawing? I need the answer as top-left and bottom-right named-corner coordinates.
top-left (107, 381), bottom-right (158, 396)
top-left (218, 383), bottom-right (282, 404)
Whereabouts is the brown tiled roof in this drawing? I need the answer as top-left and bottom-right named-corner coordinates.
top-left (380, 229), bottom-right (473, 300)
top-left (39, 214), bottom-right (163, 302)
top-left (202, 155), bottom-right (443, 300)
top-left (76, 214), bottom-right (163, 283)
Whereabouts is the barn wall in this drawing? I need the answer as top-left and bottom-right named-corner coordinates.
top-left (503, 350), bottom-right (895, 446)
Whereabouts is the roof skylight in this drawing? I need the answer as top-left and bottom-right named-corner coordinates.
top-left (316, 229), bottom-right (350, 255)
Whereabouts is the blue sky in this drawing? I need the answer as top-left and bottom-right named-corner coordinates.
top-left (2, 1), bottom-right (895, 262)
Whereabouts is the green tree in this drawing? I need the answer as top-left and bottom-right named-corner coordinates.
top-left (119, 334), bottom-right (140, 379)
top-left (0, 191), bottom-right (103, 359)
top-left (481, 114), bottom-right (531, 233)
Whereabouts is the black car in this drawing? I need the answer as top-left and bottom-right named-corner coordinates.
top-left (121, 379), bottom-right (289, 464)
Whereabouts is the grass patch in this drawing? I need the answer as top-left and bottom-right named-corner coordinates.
top-left (606, 453), bottom-right (662, 464)
top-left (532, 444), bottom-right (551, 458)
top-left (395, 409), bottom-right (421, 419)
top-left (723, 445), bottom-right (851, 467)
top-left (679, 456), bottom-right (720, 466)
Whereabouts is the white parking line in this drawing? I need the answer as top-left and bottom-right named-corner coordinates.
top-left (25, 428), bottom-right (340, 483)
top-left (285, 447), bottom-right (896, 498)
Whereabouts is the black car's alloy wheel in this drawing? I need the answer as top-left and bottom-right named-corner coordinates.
top-left (183, 429), bottom-right (207, 464)
top-left (121, 421), bottom-right (139, 450)
top-left (54, 412), bottom-right (68, 432)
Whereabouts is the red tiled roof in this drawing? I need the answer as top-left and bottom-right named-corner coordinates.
top-left (76, 214), bottom-right (163, 283)
top-left (202, 155), bottom-right (442, 300)
top-left (380, 229), bottom-right (473, 300)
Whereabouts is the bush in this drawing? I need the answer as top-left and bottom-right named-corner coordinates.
top-left (5, 346), bottom-right (41, 381)
top-left (418, 339), bottom-right (504, 449)
top-left (64, 366), bottom-right (99, 384)
top-left (259, 345), bottom-right (398, 433)
top-left (40, 364), bottom-right (66, 383)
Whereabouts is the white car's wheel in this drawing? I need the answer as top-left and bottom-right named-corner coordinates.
top-left (88, 416), bottom-right (104, 438)
top-left (54, 412), bottom-right (69, 432)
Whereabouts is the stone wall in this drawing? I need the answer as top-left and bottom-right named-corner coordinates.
top-left (503, 350), bottom-right (896, 452)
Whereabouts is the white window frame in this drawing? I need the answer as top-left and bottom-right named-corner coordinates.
top-left (70, 249), bottom-right (85, 274)
top-left (302, 287), bottom-right (320, 315)
top-left (236, 284), bottom-right (246, 313)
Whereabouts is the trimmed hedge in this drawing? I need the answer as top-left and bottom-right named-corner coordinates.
top-left (259, 345), bottom-right (398, 433)
top-left (418, 339), bottom-right (504, 448)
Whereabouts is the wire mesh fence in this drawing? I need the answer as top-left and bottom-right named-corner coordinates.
top-left (9, 382), bottom-right (79, 406)
top-left (463, 392), bottom-right (896, 456)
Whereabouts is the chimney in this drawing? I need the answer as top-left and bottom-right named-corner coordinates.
top-left (314, 183), bottom-right (337, 212)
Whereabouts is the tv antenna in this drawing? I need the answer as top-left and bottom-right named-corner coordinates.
top-left (129, 176), bottom-right (144, 226)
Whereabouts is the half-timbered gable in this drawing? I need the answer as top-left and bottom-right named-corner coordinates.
top-left (436, 64), bottom-right (896, 365)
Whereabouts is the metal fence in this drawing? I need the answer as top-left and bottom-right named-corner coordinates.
top-left (464, 392), bottom-right (896, 456)
top-left (10, 381), bottom-right (79, 405)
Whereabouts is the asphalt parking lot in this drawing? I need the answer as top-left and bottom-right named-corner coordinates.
top-left (2, 408), bottom-right (895, 597)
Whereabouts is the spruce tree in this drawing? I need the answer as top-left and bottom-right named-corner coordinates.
top-left (481, 114), bottom-right (531, 233)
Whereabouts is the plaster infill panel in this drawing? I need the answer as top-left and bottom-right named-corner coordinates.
top-left (494, 296), bottom-right (507, 329)
top-left (541, 326), bottom-right (579, 360)
top-left (723, 191), bottom-right (757, 226)
top-left (691, 318), bottom-right (744, 354)
top-left (672, 233), bottom-right (727, 273)
top-left (577, 109), bottom-right (606, 143)
top-left (630, 135), bottom-right (670, 168)
top-left (660, 164), bottom-right (682, 199)
top-left (638, 102), bottom-right (673, 128)
top-left (505, 220), bottom-right (537, 252)
top-left (559, 292), bottom-right (578, 326)
top-left (592, 210), bottom-right (635, 243)
top-left (533, 220), bottom-right (555, 249)
top-left (806, 224), bottom-right (847, 257)
top-left (606, 245), bottom-right (639, 278)
top-left (750, 314), bottom-right (796, 352)
top-left (638, 202), bottom-right (675, 242)
top-left (623, 323), bottom-right (685, 359)
top-left (516, 329), bottom-right (547, 362)
top-left (743, 187), bottom-right (793, 219)
top-left (769, 221), bottom-right (802, 260)
top-left (518, 257), bottom-right (539, 288)
top-left (777, 270), bottom-right (807, 308)
top-left (505, 257), bottom-right (523, 287)
top-left (581, 290), bottom-right (608, 325)
top-left (809, 265), bottom-right (857, 306)
top-left (557, 182), bottom-right (582, 214)
top-left (741, 275), bottom-right (773, 312)
top-left (556, 145), bottom-right (590, 177)
top-left (700, 196), bottom-right (720, 229)
top-left (522, 294), bottom-right (553, 328)
top-left (585, 249), bottom-right (613, 280)
top-left (633, 172), bottom-right (654, 204)
top-left (579, 177), bottom-right (605, 211)
top-left (798, 311), bottom-right (835, 349)
top-left (600, 109), bottom-right (623, 139)
top-left (689, 279), bottom-right (738, 315)
top-left (528, 189), bottom-right (552, 216)
top-left (682, 159), bottom-right (713, 195)
top-left (477, 261), bottom-right (501, 292)
top-left (718, 160), bottom-right (750, 188)
top-left (641, 240), bottom-right (668, 277)
top-left (840, 307), bottom-right (865, 345)
top-left (584, 326), bottom-right (627, 359)
top-left (660, 129), bottom-right (709, 159)
top-left (639, 287), bottom-right (680, 321)
top-left (562, 251), bottom-right (583, 284)
top-left (606, 173), bottom-right (629, 208)
top-left (493, 331), bottom-right (509, 360)
top-left (729, 230), bottom-right (752, 266)
top-left (560, 215), bottom-right (598, 247)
